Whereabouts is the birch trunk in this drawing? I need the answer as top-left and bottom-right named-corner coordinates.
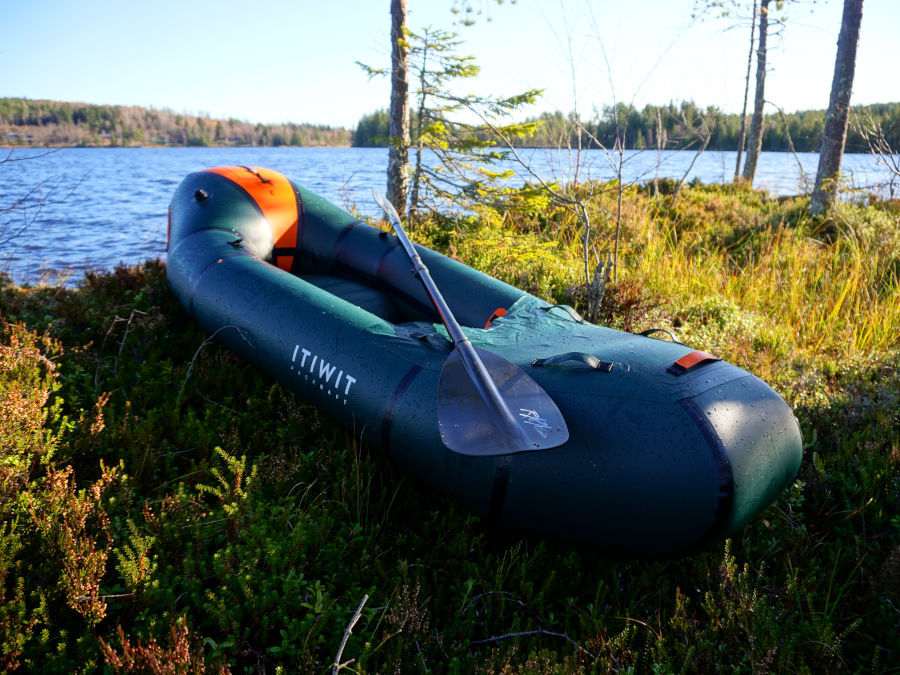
top-left (734, 0), bottom-right (759, 182)
top-left (810, 0), bottom-right (865, 215)
top-left (741, 0), bottom-right (769, 184)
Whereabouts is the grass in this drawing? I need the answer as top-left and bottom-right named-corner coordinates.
top-left (0, 182), bottom-right (898, 673)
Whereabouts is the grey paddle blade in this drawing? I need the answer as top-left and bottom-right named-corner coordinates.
top-left (372, 187), bottom-right (568, 456)
top-left (438, 346), bottom-right (569, 456)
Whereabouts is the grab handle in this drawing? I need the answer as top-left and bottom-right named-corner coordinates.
top-left (531, 352), bottom-right (613, 372)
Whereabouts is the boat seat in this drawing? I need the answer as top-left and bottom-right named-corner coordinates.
top-left (300, 274), bottom-right (402, 323)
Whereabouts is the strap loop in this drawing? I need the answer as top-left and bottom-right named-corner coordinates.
top-left (639, 328), bottom-right (680, 343)
top-left (542, 305), bottom-right (587, 324)
top-left (531, 352), bottom-right (613, 372)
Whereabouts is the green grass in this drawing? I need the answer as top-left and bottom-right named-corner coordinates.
top-left (1, 183), bottom-right (898, 673)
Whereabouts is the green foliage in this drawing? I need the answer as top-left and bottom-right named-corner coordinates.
top-left (352, 108), bottom-right (391, 147)
top-left (114, 519), bottom-right (157, 595)
top-left (416, 211), bottom-right (580, 300)
top-left (358, 26), bottom-right (543, 216)
top-left (511, 100), bottom-right (900, 153)
top-left (8, 94), bottom-right (900, 152)
top-left (403, 26), bottom-right (543, 215)
top-left (354, 99), bottom-right (900, 153)
top-left (0, 185), bottom-right (898, 671)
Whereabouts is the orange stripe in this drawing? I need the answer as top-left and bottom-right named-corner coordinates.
top-left (484, 307), bottom-right (507, 328)
top-left (673, 350), bottom-right (718, 370)
top-left (206, 166), bottom-right (298, 271)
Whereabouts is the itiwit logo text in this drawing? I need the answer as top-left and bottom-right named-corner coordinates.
top-left (291, 346), bottom-right (357, 404)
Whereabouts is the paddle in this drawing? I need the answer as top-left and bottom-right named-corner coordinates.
top-left (373, 190), bottom-right (569, 456)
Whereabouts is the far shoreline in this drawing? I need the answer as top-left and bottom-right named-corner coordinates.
top-left (2, 143), bottom-right (849, 156)
top-left (1, 143), bottom-right (356, 150)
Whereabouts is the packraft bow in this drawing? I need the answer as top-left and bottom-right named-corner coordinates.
top-left (167, 166), bottom-right (802, 555)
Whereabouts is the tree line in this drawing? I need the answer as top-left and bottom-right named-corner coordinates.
top-left (353, 100), bottom-right (900, 154)
top-left (7, 95), bottom-right (896, 156)
top-left (0, 98), bottom-right (351, 147)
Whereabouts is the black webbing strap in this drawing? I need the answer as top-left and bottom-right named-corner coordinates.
top-left (531, 352), bottom-right (613, 372)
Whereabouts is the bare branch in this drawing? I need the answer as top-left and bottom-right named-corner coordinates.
top-left (0, 173), bottom-right (85, 247)
top-left (468, 627), bottom-right (595, 659)
top-left (673, 105), bottom-right (714, 203)
top-left (851, 109), bottom-right (900, 199)
top-left (768, 99), bottom-right (810, 191)
top-left (332, 594), bottom-right (369, 674)
top-left (178, 326), bottom-right (253, 403)
top-left (853, 111), bottom-right (900, 178)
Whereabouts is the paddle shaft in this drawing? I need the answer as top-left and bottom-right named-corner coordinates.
top-left (389, 219), bottom-right (467, 346)
top-left (377, 198), bottom-right (531, 446)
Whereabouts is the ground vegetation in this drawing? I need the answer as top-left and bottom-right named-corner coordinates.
top-left (0, 183), bottom-right (898, 672)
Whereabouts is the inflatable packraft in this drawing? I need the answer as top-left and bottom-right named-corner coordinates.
top-left (167, 166), bottom-right (802, 555)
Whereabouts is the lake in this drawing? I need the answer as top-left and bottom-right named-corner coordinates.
top-left (1, 146), bottom-right (896, 285)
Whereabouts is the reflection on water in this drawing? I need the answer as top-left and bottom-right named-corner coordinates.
top-left (0, 147), bottom-right (896, 285)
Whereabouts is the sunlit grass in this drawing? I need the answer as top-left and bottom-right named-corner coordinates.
top-left (633, 212), bottom-right (900, 357)
top-left (480, 182), bottom-right (899, 368)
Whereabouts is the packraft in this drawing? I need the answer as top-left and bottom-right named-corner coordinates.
top-left (166, 166), bottom-right (802, 555)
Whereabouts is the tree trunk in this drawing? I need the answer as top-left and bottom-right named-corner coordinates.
top-left (387, 0), bottom-right (410, 218)
top-left (409, 50), bottom-right (429, 222)
top-left (734, 0), bottom-right (759, 182)
top-left (810, 0), bottom-right (865, 215)
top-left (741, 0), bottom-right (769, 184)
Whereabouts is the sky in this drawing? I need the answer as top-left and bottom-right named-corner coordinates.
top-left (1, 0), bottom-right (896, 130)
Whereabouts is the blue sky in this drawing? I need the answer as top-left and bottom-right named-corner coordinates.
top-left (2, 0), bottom-right (895, 129)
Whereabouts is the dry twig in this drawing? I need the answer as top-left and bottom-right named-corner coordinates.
top-left (332, 593), bottom-right (369, 674)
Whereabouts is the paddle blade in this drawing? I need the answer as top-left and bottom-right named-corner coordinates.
top-left (437, 346), bottom-right (569, 456)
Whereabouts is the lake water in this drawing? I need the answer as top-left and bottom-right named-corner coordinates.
top-left (1, 146), bottom-right (896, 285)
